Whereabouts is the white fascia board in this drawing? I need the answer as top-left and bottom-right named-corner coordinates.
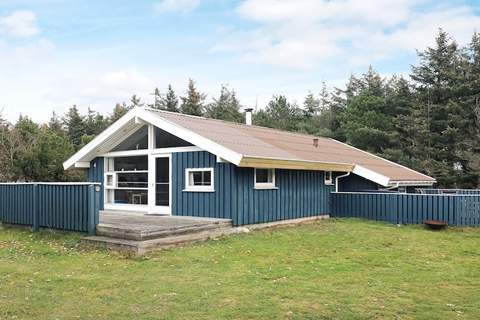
top-left (353, 165), bottom-right (391, 187)
top-left (63, 108), bottom-right (139, 170)
top-left (136, 108), bottom-right (243, 165)
top-left (74, 161), bottom-right (91, 168)
top-left (388, 180), bottom-right (436, 187)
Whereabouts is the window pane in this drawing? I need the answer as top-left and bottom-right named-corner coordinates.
top-left (256, 169), bottom-right (272, 183)
top-left (203, 171), bottom-right (211, 185)
top-left (155, 127), bottom-right (193, 148)
top-left (112, 126), bottom-right (148, 151)
top-left (113, 190), bottom-right (148, 205)
top-left (114, 156), bottom-right (148, 171)
top-left (192, 172), bottom-right (203, 185)
top-left (117, 173), bottom-right (148, 188)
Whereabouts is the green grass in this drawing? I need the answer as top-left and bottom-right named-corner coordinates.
top-left (1, 219), bottom-right (480, 319)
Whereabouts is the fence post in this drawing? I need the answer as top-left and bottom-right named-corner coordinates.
top-left (32, 184), bottom-right (39, 232)
top-left (87, 184), bottom-right (96, 235)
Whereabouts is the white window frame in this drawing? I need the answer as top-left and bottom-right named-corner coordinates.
top-left (184, 168), bottom-right (215, 192)
top-left (104, 156), bottom-right (149, 209)
top-left (324, 171), bottom-right (334, 185)
top-left (254, 168), bottom-right (276, 189)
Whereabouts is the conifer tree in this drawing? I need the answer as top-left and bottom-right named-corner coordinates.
top-left (160, 84), bottom-right (179, 112)
top-left (205, 85), bottom-right (243, 122)
top-left (180, 79), bottom-right (205, 116)
top-left (63, 105), bottom-right (85, 150)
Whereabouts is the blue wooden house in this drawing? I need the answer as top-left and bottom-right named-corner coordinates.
top-left (64, 107), bottom-right (435, 226)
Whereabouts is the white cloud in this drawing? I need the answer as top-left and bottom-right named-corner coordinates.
top-left (214, 0), bottom-right (480, 69)
top-left (154, 0), bottom-right (200, 14)
top-left (0, 10), bottom-right (39, 38)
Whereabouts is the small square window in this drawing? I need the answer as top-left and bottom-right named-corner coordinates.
top-left (325, 171), bottom-right (333, 185)
top-left (185, 168), bottom-right (214, 192)
top-left (255, 168), bottom-right (276, 189)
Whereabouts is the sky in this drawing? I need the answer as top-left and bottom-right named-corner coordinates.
top-left (0, 0), bottom-right (480, 122)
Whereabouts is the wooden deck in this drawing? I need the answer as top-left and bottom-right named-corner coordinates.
top-left (82, 211), bottom-right (236, 256)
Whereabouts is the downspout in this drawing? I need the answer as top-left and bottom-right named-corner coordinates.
top-left (335, 172), bottom-right (351, 192)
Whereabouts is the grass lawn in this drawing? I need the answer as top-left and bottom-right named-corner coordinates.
top-left (1, 219), bottom-right (480, 320)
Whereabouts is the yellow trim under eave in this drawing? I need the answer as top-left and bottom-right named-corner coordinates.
top-left (238, 157), bottom-right (354, 172)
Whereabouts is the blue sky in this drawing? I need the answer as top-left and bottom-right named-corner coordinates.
top-left (1, 0), bottom-right (480, 122)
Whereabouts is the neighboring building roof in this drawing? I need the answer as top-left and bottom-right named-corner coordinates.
top-left (64, 107), bottom-right (436, 187)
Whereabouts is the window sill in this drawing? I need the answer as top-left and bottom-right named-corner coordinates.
top-left (254, 186), bottom-right (278, 190)
top-left (325, 182), bottom-right (334, 186)
top-left (183, 188), bottom-right (215, 193)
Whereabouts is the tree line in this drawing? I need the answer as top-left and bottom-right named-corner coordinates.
top-left (0, 29), bottom-right (478, 187)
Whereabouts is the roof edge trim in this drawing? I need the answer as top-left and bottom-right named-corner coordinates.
top-left (353, 165), bottom-right (391, 187)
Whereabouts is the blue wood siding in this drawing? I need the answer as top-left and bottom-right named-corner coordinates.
top-left (172, 151), bottom-right (237, 222)
top-left (172, 151), bottom-right (334, 226)
top-left (338, 173), bottom-right (379, 192)
top-left (87, 157), bottom-right (104, 210)
top-left (233, 168), bottom-right (334, 225)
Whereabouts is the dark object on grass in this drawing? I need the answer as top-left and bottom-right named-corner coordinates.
top-left (424, 219), bottom-right (448, 230)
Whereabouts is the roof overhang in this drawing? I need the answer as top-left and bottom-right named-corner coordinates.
top-left (353, 165), bottom-right (436, 187)
top-left (238, 156), bottom-right (354, 172)
top-left (63, 107), bottom-right (436, 188)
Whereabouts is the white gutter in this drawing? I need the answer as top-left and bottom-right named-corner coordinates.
top-left (335, 172), bottom-right (351, 192)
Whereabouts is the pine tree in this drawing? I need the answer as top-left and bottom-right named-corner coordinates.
top-left (129, 94), bottom-right (144, 108)
top-left (63, 105), bottom-right (85, 150)
top-left (110, 102), bottom-right (130, 123)
top-left (48, 111), bottom-right (63, 134)
top-left (85, 108), bottom-right (107, 136)
top-left (205, 85), bottom-right (243, 122)
top-left (254, 95), bottom-right (302, 131)
top-left (410, 29), bottom-right (474, 187)
top-left (149, 88), bottom-right (162, 110)
top-left (160, 84), bottom-right (179, 112)
top-left (180, 79), bottom-right (205, 116)
top-left (339, 67), bottom-right (396, 155)
top-left (303, 92), bottom-right (320, 117)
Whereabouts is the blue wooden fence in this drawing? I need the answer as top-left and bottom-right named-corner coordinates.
top-left (331, 192), bottom-right (480, 227)
top-left (0, 183), bottom-right (101, 234)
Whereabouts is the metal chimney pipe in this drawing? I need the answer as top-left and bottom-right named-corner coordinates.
top-left (245, 108), bottom-right (253, 125)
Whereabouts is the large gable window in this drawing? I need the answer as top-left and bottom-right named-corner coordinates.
top-left (254, 168), bottom-right (276, 189)
top-left (112, 126), bottom-right (148, 151)
top-left (184, 168), bottom-right (214, 192)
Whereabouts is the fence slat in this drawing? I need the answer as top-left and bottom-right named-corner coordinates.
top-left (0, 183), bottom-right (100, 233)
top-left (331, 192), bottom-right (480, 227)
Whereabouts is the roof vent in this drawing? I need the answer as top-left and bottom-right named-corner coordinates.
top-left (313, 138), bottom-right (319, 147)
top-left (245, 108), bottom-right (253, 126)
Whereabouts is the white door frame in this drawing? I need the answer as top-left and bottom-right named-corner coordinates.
top-left (148, 153), bottom-right (172, 215)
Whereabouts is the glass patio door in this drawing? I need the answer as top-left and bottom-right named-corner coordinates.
top-left (149, 154), bottom-right (171, 214)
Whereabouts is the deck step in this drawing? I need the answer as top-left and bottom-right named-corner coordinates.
top-left (82, 226), bottom-right (245, 256)
top-left (96, 221), bottom-right (232, 241)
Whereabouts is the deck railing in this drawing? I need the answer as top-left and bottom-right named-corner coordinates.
top-left (0, 183), bottom-right (101, 234)
top-left (331, 192), bottom-right (480, 227)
